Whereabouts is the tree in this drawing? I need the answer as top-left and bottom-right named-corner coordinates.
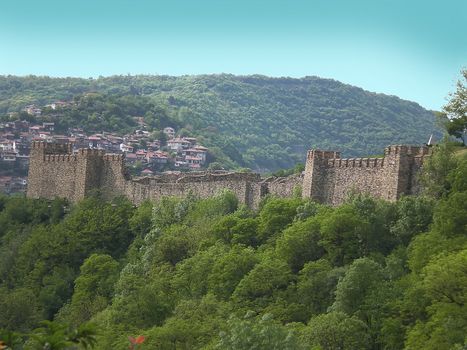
top-left (442, 69), bottom-right (467, 145)
top-left (232, 258), bottom-right (293, 305)
top-left (258, 197), bottom-right (303, 242)
top-left (419, 138), bottom-right (458, 198)
top-left (405, 249), bottom-right (467, 350)
top-left (217, 312), bottom-right (303, 350)
top-left (276, 217), bottom-right (324, 272)
top-left (27, 321), bottom-right (97, 350)
top-left (297, 259), bottom-right (345, 316)
top-left (331, 258), bottom-right (385, 316)
top-left (207, 245), bottom-right (258, 300)
top-left (319, 206), bottom-right (371, 266)
top-left (302, 312), bottom-right (371, 350)
top-left (60, 254), bottom-right (120, 325)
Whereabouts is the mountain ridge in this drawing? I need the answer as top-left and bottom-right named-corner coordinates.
top-left (0, 74), bottom-right (438, 171)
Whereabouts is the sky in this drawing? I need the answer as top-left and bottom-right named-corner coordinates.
top-left (0, 0), bottom-right (466, 110)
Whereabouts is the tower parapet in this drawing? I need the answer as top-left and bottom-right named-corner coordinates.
top-left (302, 145), bottom-right (429, 205)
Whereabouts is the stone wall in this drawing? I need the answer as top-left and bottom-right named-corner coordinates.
top-left (302, 145), bottom-right (429, 205)
top-left (27, 142), bottom-right (429, 208)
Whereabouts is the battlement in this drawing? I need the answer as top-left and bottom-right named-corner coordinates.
top-left (31, 141), bottom-right (72, 154)
top-left (43, 154), bottom-right (78, 162)
top-left (307, 149), bottom-right (341, 160)
top-left (326, 157), bottom-right (385, 168)
top-left (303, 144), bottom-right (429, 204)
top-left (384, 145), bottom-right (429, 156)
top-left (27, 142), bottom-right (429, 208)
top-left (78, 148), bottom-right (106, 157)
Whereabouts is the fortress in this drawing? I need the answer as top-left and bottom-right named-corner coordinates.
top-left (27, 141), bottom-right (430, 207)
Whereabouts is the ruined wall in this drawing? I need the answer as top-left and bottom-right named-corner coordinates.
top-left (302, 145), bottom-right (429, 205)
top-left (125, 172), bottom-right (264, 208)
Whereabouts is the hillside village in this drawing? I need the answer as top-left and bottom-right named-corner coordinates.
top-left (0, 101), bottom-right (209, 194)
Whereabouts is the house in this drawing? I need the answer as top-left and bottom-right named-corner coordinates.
top-left (167, 137), bottom-right (191, 151)
top-left (125, 153), bottom-right (138, 164)
top-left (1, 151), bottom-right (17, 162)
top-left (182, 146), bottom-right (207, 164)
top-left (163, 127), bottom-right (175, 139)
top-left (88, 135), bottom-right (102, 149)
top-left (42, 122), bottom-right (55, 131)
top-left (39, 132), bottom-right (52, 140)
top-left (185, 155), bottom-right (202, 169)
top-left (135, 149), bottom-right (147, 160)
top-left (174, 160), bottom-right (188, 168)
top-left (147, 141), bottom-right (160, 151)
top-left (29, 125), bottom-right (42, 134)
top-left (46, 101), bottom-right (70, 110)
top-left (183, 137), bottom-right (197, 147)
top-left (0, 140), bottom-right (16, 152)
top-left (120, 143), bottom-right (134, 153)
top-left (146, 151), bottom-right (169, 164)
top-left (24, 105), bottom-right (42, 116)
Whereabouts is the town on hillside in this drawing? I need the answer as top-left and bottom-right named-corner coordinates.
top-left (0, 101), bottom-right (209, 194)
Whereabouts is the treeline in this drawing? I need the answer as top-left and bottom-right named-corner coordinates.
top-left (0, 74), bottom-right (438, 171)
top-left (0, 142), bottom-right (465, 349)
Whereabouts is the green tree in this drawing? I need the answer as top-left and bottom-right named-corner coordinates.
top-left (217, 312), bottom-right (303, 350)
top-left (319, 205), bottom-right (370, 265)
top-left (60, 254), bottom-right (120, 325)
top-left (419, 138), bottom-right (458, 198)
top-left (405, 249), bottom-right (467, 350)
top-left (301, 312), bottom-right (371, 350)
top-left (442, 69), bottom-right (467, 145)
top-left (331, 258), bottom-right (385, 316)
top-left (258, 197), bottom-right (303, 242)
top-left (276, 217), bottom-right (324, 272)
top-left (296, 259), bottom-right (345, 316)
top-left (207, 245), bottom-right (258, 300)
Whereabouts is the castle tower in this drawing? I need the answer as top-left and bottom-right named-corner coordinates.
top-left (301, 145), bottom-right (429, 205)
top-left (302, 149), bottom-right (340, 202)
top-left (27, 142), bottom-right (127, 203)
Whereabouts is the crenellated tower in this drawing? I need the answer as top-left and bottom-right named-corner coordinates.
top-left (302, 145), bottom-right (429, 205)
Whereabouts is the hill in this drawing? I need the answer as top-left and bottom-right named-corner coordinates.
top-left (0, 74), bottom-right (438, 171)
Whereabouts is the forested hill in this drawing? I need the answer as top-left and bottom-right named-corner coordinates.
top-left (0, 74), bottom-right (437, 171)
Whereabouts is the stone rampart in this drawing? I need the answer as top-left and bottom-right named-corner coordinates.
top-left (302, 145), bottom-right (429, 205)
top-left (27, 142), bottom-right (429, 208)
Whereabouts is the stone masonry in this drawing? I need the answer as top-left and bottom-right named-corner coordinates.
top-left (27, 141), bottom-right (429, 207)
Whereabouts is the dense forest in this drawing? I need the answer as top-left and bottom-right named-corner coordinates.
top-left (0, 139), bottom-right (465, 349)
top-left (0, 75), bottom-right (438, 171)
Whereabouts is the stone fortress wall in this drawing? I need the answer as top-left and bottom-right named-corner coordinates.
top-left (302, 145), bottom-right (430, 205)
top-left (27, 141), bottom-right (429, 207)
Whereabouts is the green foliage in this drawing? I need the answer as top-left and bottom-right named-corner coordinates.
top-left (207, 245), bottom-right (258, 300)
top-left (419, 138), bottom-right (459, 198)
top-left (331, 258), bottom-right (385, 316)
top-left (0, 154), bottom-right (466, 350)
top-left (405, 249), bottom-right (467, 350)
top-left (276, 216), bottom-right (324, 272)
top-left (232, 258), bottom-right (293, 306)
top-left (59, 254), bottom-right (120, 326)
top-left (217, 312), bottom-right (303, 350)
top-left (296, 259), bottom-right (345, 316)
top-left (302, 312), bottom-right (371, 350)
top-left (0, 74), bottom-right (438, 171)
top-left (441, 69), bottom-right (467, 145)
top-left (28, 320), bottom-right (97, 350)
top-left (258, 197), bottom-right (303, 242)
top-left (319, 205), bottom-right (371, 265)
top-left (390, 196), bottom-right (434, 245)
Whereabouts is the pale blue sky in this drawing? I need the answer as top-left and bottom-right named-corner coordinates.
top-left (1, 0), bottom-right (465, 110)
